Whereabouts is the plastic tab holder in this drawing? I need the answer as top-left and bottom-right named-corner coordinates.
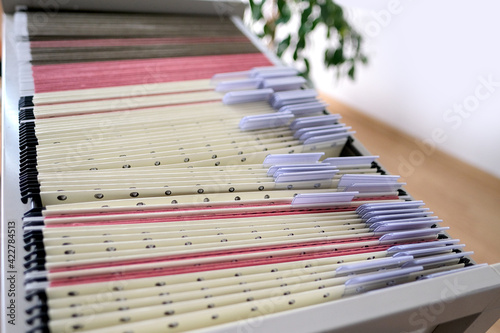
top-left (261, 76), bottom-right (306, 91)
top-left (360, 208), bottom-right (430, 221)
top-left (378, 227), bottom-right (450, 242)
top-left (293, 124), bottom-right (347, 139)
top-left (401, 251), bottom-right (474, 268)
top-left (322, 155), bottom-right (379, 166)
top-left (270, 89), bottom-right (318, 109)
top-left (250, 66), bottom-right (299, 79)
top-left (371, 220), bottom-right (443, 232)
top-left (272, 165), bottom-right (338, 178)
top-left (342, 182), bottom-right (406, 193)
top-left (303, 131), bottom-right (354, 145)
top-left (369, 217), bottom-right (440, 230)
top-left (338, 174), bottom-right (400, 188)
top-left (279, 101), bottom-right (327, 116)
top-left (263, 153), bottom-right (324, 167)
top-left (365, 213), bottom-right (437, 225)
top-left (211, 66), bottom-right (298, 84)
top-left (392, 244), bottom-right (466, 258)
top-left (298, 126), bottom-right (351, 142)
top-left (387, 239), bottom-right (461, 254)
top-left (289, 114), bottom-right (341, 130)
top-left (274, 170), bottom-right (339, 183)
top-left (367, 215), bottom-right (439, 224)
top-left (335, 256), bottom-right (414, 276)
top-left (267, 164), bottom-right (320, 176)
top-left (239, 112), bottom-right (294, 131)
top-left (343, 266), bottom-right (424, 296)
top-left (369, 215), bottom-right (439, 226)
top-left (356, 201), bottom-right (425, 215)
top-left (291, 192), bottom-right (358, 205)
top-left (223, 88), bottom-right (274, 104)
top-left (215, 78), bottom-right (262, 92)
top-left (211, 70), bottom-right (252, 84)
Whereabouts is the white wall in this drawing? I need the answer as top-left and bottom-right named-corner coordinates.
top-left (309, 0), bottom-right (500, 178)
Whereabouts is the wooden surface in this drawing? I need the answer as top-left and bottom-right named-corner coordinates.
top-left (322, 93), bottom-right (500, 332)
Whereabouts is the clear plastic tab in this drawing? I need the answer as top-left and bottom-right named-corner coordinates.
top-left (212, 66), bottom-right (298, 84)
top-left (279, 101), bottom-right (327, 116)
top-left (298, 126), bottom-right (351, 142)
top-left (274, 170), bottom-right (339, 183)
top-left (335, 256), bottom-right (414, 276)
top-left (223, 88), bottom-right (274, 104)
top-left (360, 208), bottom-right (430, 221)
top-left (368, 216), bottom-right (440, 227)
top-left (303, 131), bottom-right (354, 145)
top-left (272, 165), bottom-right (338, 178)
top-left (267, 164), bottom-right (323, 176)
top-left (343, 266), bottom-right (423, 295)
top-left (250, 66), bottom-right (299, 78)
top-left (290, 114), bottom-right (341, 130)
top-left (261, 76), bottom-right (306, 91)
top-left (342, 182), bottom-right (406, 193)
top-left (356, 201), bottom-right (425, 215)
top-left (401, 251), bottom-right (473, 268)
top-left (211, 70), bottom-right (251, 84)
top-left (365, 214), bottom-right (437, 225)
top-left (291, 192), bottom-right (358, 205)
top-left (371, 219), bottom-right (442, 232)
top-left (293, 124), bottom-right (346, 139)
top-left (378, 227), bottom-right (450, 241)
top-left (387, 239), bottom-right (460, 254)
top-left (263, 153), bottom-right (324, 167)
top-left (239, 113), bottom-right (294, 131)
top-left (270, 89), bottom-right (318, 108)
top-left (393, 244), bottom-right (465, 258)
top-left (215, 78), bottom-right (262, 92)
top-left (338, 174), bottom-right (400, 188)
top-left (322, 155), bottom-right (379, 167)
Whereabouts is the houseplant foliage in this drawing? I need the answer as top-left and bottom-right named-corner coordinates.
top-left (248, 0), bottom-right (367, 79)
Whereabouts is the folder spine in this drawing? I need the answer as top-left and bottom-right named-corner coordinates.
top-left (19, 107), bottom-right (35, 121)
top-left (19, 116), bottom-right (41, 204)
top-left (25, 289), bottom-right (49, 333)
top-left (24, 229), bottom-right (46, 273)
top-left (19, 95), bottom-right (34, 109)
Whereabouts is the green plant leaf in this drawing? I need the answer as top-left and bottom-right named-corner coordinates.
top-left (311, 17), bottom-right (321, 30)
top-left (303, 58), bottom-right (310, 76)
top-left (298, 23), bottom-right (309, 38)
top-left (248, 0), bottom-right (367, 81)
top-left (277, 0), bottom-right (285, 11)
top-left (276, 4), bottom-right (292, 25)
top-left (331, 47), bottom-right (344, 65)
top-left (276, 35), bottom-right (291, 57)
top-left (319, 3), bottom-right (331, 25)
top-left (263, 22), bottom-right (273, 37)
top-left (301, 4), bottom-right (313, 25)
top-left (250, 1), bottom-right (264, 21)
top-left (348, 64), bottom-right (355, 79)
top-left (332, 3), bottom-right (344, 23)
top-left (296, 36), bottom-right (306, 51)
